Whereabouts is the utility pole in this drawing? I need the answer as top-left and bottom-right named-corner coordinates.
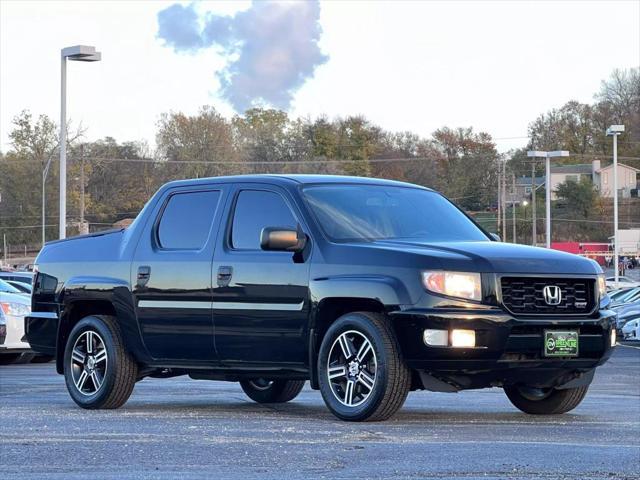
top-left (531, 160), bottom-right (537, 246)
top-left (497, 164), bottom-right (502, 235)
top-left (80, 144), bottom-right (85, 227)
top-left (42, 154), bottom-right (54, 247)
top-left (512, 173), bottom-right (516, 243)
top-left (502, 161), bottom-right (507, 240)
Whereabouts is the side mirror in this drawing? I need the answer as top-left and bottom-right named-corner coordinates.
top-left (260, 226), bottom-right (307, 252)
top-left (490, 233), bottom-right (501, 242)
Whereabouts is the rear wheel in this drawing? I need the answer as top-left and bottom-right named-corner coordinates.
top-left (318, 311), bottom-right (411, 422)
top-left (504, 385), bottom-right (589, 414)
top-left (240, 378), bottom-right (306, 403)
top-left (64, 315), bottom-right (137, 409)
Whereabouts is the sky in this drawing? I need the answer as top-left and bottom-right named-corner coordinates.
top-left (1, 0), bottom-right (639, 154)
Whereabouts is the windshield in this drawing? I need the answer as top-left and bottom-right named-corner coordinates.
top-left (0, 279), bottom-right (23, 294)
top-left (303, 185), bottom-right (489, 243)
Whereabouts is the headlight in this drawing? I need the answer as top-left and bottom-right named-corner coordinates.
top-left (0, 302), bottom-right (31, 317)
top-left (597, 274), bottom-right (606, 298)
top-left (421, 271), bottom-right (482, 301)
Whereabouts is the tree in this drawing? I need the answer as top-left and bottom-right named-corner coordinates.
top-left (157, 105), bottom-right (238, 178)
top-left (555, 177), bottom-right (597, 218)
top-left (431, 127), bottom-right (499, 210)
top-left (553, 177), bottom-right (604, 241)
top-left (1, 111), bottom-right (62, 245)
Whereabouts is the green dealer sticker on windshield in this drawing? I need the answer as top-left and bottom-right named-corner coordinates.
top-left (544, 330), bottom-right (579, 357)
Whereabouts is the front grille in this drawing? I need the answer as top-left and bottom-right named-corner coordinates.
top-left (500, 277), bottom-right (596, 315)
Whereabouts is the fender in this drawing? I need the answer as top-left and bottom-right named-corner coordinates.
top-left (310, 274), bottom-right (414, 313)
top-left (307, 274), bottom-right (415, 389)
top-left (56, 276), bottom-right (150, 371)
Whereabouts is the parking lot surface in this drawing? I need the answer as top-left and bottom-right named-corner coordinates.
top-left (1, 345), bottom-right (639, 480)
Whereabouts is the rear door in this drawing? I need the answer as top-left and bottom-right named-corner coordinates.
top-left (212, 184), bottom-right (311, 366)
top-left (132, 185), bottom-right (227, 361)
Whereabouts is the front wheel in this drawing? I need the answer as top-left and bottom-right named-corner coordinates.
top-left (318, 311), bottom-right (411, 422)
top-left (240, 379), bottom-right (306, 403)
top-left (64, 315), bottom-right (137, 409)
top-left (504, 385), bottom-right (589, 414)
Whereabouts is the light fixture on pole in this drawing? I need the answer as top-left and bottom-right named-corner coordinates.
top-left (59, 45), bottom-right (101, 239)
top-left (527, 150), bottom-right (569, 248)
top-left (606, 124), bottom-right (625, 289)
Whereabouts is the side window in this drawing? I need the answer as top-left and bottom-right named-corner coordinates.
top-left (231, 190), bottom-right (297, 250)
top-left (157, 190), bottom-right (221, 249)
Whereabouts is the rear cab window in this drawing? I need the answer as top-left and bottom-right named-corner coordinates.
top-left (157, 190), bottom-right (221, 250)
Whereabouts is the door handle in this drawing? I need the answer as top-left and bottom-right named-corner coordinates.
top-left (217, 266), bottom-right (233, 287)
top-left (137, 266), bottom-right (151, 287)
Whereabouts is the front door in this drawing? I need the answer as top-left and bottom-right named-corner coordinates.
top-left (132, 186), bottom-right (226, 361)
top-left (212, 185), bottom-right (311, 366)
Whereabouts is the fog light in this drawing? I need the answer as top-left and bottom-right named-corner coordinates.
top-left (424, 329), bottom-right (448, 346)
top-left (610, 328), bottom-right (617, 347)
top-left (451, 329), bottom-right (476, 348)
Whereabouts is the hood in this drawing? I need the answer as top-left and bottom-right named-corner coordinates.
top-left (0, 291), bottom-right (31, 306)
top-left (362, 240), bottom-right (601, 275)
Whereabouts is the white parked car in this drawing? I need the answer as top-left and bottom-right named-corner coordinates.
top-left (606, 276), bottom-right (640, 291)
top-left (0, 281), bottom-right (32, 364)
top-left (621, 318), bottom-right (640, 341)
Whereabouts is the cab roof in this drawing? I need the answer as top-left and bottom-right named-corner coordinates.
top-left (163, 174), bottom-right (432, 191)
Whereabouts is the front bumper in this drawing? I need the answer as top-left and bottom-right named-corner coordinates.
top-left (391, 307), bottom-right (616, 390)
top-left (2, 313), bottom-right (31, 351)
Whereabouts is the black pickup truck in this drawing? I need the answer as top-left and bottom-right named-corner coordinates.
top-left (25, 175), bottom-right (616, 421)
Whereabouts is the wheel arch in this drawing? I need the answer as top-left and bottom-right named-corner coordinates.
top-left (309, 297), bottom-right (393, 390)
top-left (55, 276), bottom-right (145, 374)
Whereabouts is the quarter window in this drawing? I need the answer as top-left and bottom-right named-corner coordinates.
top-left (231, 190), bottom-right (297, 250)
top-left (158, 191), bottom-right (220, 249)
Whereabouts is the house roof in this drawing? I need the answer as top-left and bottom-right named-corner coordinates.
top-left (550, 164), bottom-right (593, 174)
top-left (597, 162), bottom-right (640, 173)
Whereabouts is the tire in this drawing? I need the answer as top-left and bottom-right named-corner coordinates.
top-left (31, 354), bottom-right (55, 364)
top-left (0, 353), bottom-right (22, 365)
top-left (240, 378), bottom-right (306, 403)
top-left (63, 315), bottom-right (137, 409)
top-left (504, 385), bottom-right (589, 415)
top-left (318, 311), bottom-right (411, 422)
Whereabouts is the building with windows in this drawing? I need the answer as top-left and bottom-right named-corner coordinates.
top-left (591, 160), bottom-right (639, 198)
top-left (514, 160), bottom-right (639, 202)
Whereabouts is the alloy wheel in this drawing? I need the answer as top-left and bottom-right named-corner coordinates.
top-left (327, 330), bottom-right (377, 407)
top-left (70, 330), bottom-right (108, 396)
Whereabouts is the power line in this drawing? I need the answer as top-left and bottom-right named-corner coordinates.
top-left (0, 155), bottom-right (503, 166)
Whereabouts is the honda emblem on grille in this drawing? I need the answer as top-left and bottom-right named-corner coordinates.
top-left (542, 285), bottom-right (562, 305)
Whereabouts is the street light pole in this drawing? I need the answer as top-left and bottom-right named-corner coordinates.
top-left (59, 45), bottom-right (101, 239)
top-left (607, 125), bottom-right (625, 289)
top-left (528, 150), bottom-right (569, 248)
top-left (59, 55), bottom-right (67, 239)
top-left (545, 154), bottom-right (551, 248)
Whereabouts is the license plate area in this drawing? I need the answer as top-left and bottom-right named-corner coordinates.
top-left (544, 330), bottom-right (579, 357)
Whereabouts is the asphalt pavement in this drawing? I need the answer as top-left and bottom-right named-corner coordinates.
top-left (1, 345), bottom-right (639, 480)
